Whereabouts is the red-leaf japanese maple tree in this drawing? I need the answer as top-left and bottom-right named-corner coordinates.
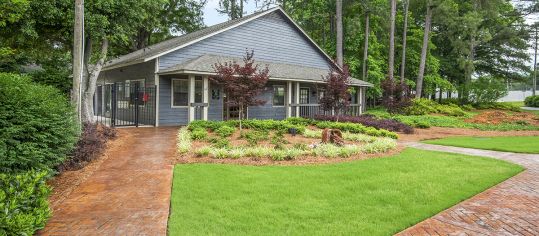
top-left (212, 50), bottom-right (270, 129)
top-left (319, 65), bottom-right (351, 121)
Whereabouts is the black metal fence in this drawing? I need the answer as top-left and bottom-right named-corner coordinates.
top-left (94, 82), bottom-right (156, 127)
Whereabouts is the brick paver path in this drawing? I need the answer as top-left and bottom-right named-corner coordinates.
top-left (39, 127), bottom-right (178, 236)
top-left (397, 142), bottom-right (539, 236)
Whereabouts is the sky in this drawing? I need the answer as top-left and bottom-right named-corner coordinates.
top-left (202, 0), bottom-right (270, 26)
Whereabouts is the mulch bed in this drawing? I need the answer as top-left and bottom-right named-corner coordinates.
top-left (176, 128), bottom-right (405, 166)
top-left (398, 126), bottom-right (539, 142)
top-left (465, 110), bottom-right (539, 126)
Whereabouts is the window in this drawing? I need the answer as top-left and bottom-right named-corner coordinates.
top-left (318, 88), bottom-right (325, 101)
top-left (273, 85), bottom-right (285, 106)
top-left (195, 77), bottom-right (203, 103)
top-left (350, 89), bottom-right (358, 104)
top-left (172, 79), bottom-right (188, 107)
top-left (299, 88), bottom-right (310, 104)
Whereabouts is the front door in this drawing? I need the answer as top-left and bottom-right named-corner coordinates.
top-left (299, 88), bottom-right (310, 104)
top-left (299, 88), bottom-right (310, 117)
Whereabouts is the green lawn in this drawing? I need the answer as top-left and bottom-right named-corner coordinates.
top-left (168, 148), bottom-right (522, 235)
top-left (500, 101), bottom-right (524, 107)
top-left (424, 136), bottom-right (539, 154)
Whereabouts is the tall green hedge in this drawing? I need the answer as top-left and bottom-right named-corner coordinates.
top-left (0, 73), bottom-right (79, 173)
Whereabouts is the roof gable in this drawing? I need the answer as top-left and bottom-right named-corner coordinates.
top-left (103, 7), bottom-right (338, 71)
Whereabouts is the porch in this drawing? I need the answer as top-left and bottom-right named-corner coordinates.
top-left (161, 74), bottom-right (365, 125)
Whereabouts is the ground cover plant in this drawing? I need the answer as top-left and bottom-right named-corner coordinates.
top-left (424, 136), bottom-right (539, 154)
top-left (169, 148), bottom-right (522, 235)
top-left (178, 119), bottom-right (398, 161)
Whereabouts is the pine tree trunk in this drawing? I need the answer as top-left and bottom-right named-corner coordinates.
top-left (240, 0), bottom-right (243, 18)
top-left (388, 0), bottom-right (396, 80)
top-left (400, 0), bottom-right (409, 83)
top-left (362, 11), bottom-right (370, 81)
top-left (231, 0), bottom-right (237, 19)
top-left (336, 0), bottom-right (344, 67)
top-left (462, 39), bottom-right (475, 102)
top-left (72, 0), bottom-right (84, 124)
top-left (415, 1), bottom-right (433, 98)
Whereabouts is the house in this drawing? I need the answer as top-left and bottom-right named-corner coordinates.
top-left (96, 7), bottom-right (372, 127)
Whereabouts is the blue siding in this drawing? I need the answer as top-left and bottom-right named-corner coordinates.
top-left (159, 76), bottom-right (188, 125)
top-left (248, 82), bottom-right (287, 120)
top-left (159, 11), bottom-right (333, 71)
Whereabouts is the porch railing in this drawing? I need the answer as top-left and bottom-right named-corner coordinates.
top-left (290, 104), bottom-right (362, 119)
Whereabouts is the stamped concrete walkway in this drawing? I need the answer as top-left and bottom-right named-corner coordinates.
top-left (398, 142), bottom-right (539, 236)
top-left (39, 127), bottom-right (178, 236)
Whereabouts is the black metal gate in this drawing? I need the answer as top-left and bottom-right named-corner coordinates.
top-left (94, 82), bottom-right (156, 127)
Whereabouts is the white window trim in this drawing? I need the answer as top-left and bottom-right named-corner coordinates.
top-left (299, 87), bottom-right (310, 104)
top-left (272, 85), bottom-right (286, 107)
top-left (171, 78), bottom-right (189, 108)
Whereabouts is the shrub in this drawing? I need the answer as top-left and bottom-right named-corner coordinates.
top-left (314, 114), bottom-right (414, 134)
top-left (315, 121), bottom-right (398, 139)
top-left (271, 130), bottom-right (288, 149)
top-left (190, 128), bottom-right (208, 140)
top-left (215, 126), bottom-right (235, 137)
top-left (360, 138), bottom-right (397, 153)
top-left (524, 95), bottom-right (539, 107)
top-left (0, 170), bottom-right (51, 235)
top-left (284, 117), bottom-right (315, 126)
top-left (312, 144), bottom-right (361, 158)
top-left (381, 78), bottom-right (412, 114)
top-left (469, 76), bottom-right (507, 104)
top-left (342, 132), bottom-right (377, 143)
top-left (303, 129), bottom-right (322, 138)
top-left (406, 98), bottom-right (467, 117)
top-left (0, 73), bottom-right (79, 173)
top-left (210, 138), bottom-right (231, 149)
top-left (240, 130), bottom-right (269, 146)
top-left (60, 123), bottom-right (116, 171)
top-left (190, 119), bottom-right (306, 134)
top-left (177, 127), bottom-right (191, 154)
top-left (195, 147), bottom-right (212, 157)
top-left (292, 143), bottom-right (309, 151)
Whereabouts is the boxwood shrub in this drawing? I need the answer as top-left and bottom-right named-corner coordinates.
top-left (524, 95), bottom-right (539, 107)
top-left (188, 119), bottom-right (306, 134)
top-left (0, 73), bottom-right (79, 173)
top-left (0, 170), bottom-right (51, 235)
top-left (315, 121), bottom-right (398, 139)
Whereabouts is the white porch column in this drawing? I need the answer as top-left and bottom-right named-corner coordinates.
top-left (188, 75), bottom-right (195, 122)
top-left (203, 76), bottom-right (209, 120)
top-left (286, 81), bottom-right (292, 117)
top-left (295, 82), bottom-right (300, 117)
top-left (357, 86), bottom-right (363, 115)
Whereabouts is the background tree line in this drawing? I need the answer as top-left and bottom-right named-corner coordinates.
top-left (255, 0), bottom-right (536, 104)
top-left (1, 0), bottom-right (537, 109)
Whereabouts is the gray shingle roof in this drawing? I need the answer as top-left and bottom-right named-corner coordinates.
top-left (159, 54), bottom-right (373, 87)
top-left (103, 8), bottom-right (273, 69)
